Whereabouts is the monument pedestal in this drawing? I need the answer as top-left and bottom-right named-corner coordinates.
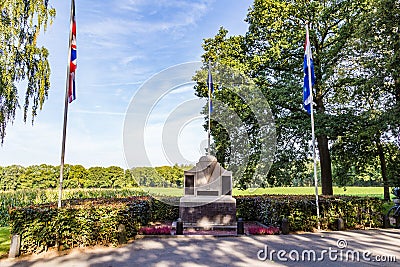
top-left (180, 196), bottom-right (236, 226)
top-left (179, 155), bottom-right (236, 227)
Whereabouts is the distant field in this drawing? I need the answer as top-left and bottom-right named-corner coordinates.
top-left (142, 186), bottom-right (385, 198)
top-left (233, 186), bottom-right (384, 198)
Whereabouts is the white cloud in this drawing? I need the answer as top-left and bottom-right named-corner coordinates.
top-left (119, 55), bottom-right (143, 66)
top-left (82, 0), bottom-right (212, 40)
top-left (80, 18), bottom-right (134, 37)
top-left (3, 0), bottom-right (250, 168)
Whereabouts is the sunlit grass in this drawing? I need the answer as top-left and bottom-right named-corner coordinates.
top-left (234, 186), bottom-right (384, 198)
top-left (141, 186), bottom-right (385, 198)
top-left (0, 227), bottom-right (10, 257)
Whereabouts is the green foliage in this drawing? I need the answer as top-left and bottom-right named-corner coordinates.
top-left (193, 59), bottom-right (276, 189)
top-left (154, 165), bottom-right (184, 187)
top-left (194, 0), bottom-right (400, 194)
top-left (129, 166), bottom-right (185, 187)
top-left (0, 226), bottom-right (10, 257)
top-left (129, 167), bottom-right (162, 187)
top-left (0, 188), bottom-right (149, 227)
top-left (0, 164), bottom-right (187, 191)
top-left (235, 195), bottom-right (383, 232)
top-left (0, 165), bottom-right (25, 190)
top-left (0, 0), bottom-right (56, 141)
top-left (8, 194), bottom-right (384, 255)
top-left (149, 197), bottom-right (179, 222)
top-left (9, 197), bottom-right (179, 255)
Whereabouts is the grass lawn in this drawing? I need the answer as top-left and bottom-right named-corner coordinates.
top-left (234, 186), bottom-right (384, 198)
top-left (142, 186), bottom-right (385, 198)
top-left (0, 227), bottom-right (10, 258)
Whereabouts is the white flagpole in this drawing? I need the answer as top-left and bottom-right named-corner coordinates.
top-left (306, 22), bottom-right (320, 230)
top-left (207, 61), bottom-right (212, 156)
top-left (58, 0), bottom-right (75, 208)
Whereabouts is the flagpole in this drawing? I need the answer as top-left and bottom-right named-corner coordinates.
top-left (207, 61), bottom-right (211, 156)
top-left (58, 0), bottom-right (75, 208)
top-left (306, 22), bottom-right (320, 230)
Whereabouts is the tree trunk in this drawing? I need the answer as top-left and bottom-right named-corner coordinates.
top-left (377, 142), bottom-right (390, 201)
top-left (315, 88), bottom-right (333, 195)
top-left (317, 134), bottom-right (333, 195)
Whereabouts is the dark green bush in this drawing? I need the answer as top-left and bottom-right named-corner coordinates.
top-left (235, 195), bottom-right (383, 232)
top-left (0, 188), bottom-right (149, 227)
top-left (150, 197), bottom-right (179, 222)
top-left (9, 194), bottom-right (383, 255)
top-left (9, 196), bottom-right (180, 254)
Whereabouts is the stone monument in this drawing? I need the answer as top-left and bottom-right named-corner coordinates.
top-left (179, 155), bottom-right (236, 227)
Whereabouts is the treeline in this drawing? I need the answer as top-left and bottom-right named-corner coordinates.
top-left (1, 162), bottom-right (386, 191)
top-left (0, 164), bottom-right (189, 190)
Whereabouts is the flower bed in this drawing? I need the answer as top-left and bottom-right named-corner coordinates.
top-left (247, 225), bottom-right (280, 235)
top-left (139, 226), bottom-right (171, 235)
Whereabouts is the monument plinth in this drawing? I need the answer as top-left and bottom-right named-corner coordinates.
top-left (180, 155), bottom-right (236, 226)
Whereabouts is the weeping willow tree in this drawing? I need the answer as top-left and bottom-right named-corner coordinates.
top-left (0, 0), bottom-right (56, 141)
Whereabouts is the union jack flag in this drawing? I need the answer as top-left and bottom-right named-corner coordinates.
top-left (68, 0), bottom-right (77, 103)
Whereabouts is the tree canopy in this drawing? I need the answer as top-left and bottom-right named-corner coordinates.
top-left (0, 164), bottom-right (188, 190)
top-left (194, 0), bottom-right (400, 194)
top-left (0, 0), bottom-right (56, 141)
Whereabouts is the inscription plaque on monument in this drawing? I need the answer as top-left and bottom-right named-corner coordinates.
top-left (179, 155), bottom-right (236, 226)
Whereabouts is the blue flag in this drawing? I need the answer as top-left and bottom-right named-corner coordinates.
top-left (303, 31), bottom-right (315, 114)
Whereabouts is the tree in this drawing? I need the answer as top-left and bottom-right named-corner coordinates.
top-left (196, 0), bottom-right (385, 194)
top-left (329, 0), bottom-right (400, 199)
top-left (64, 164), bottom-right (87, 188)
top-left (245, 0), bottom-right (381, 195)
top-left (0, 165), bottom-right (25, 190)
top-left (105, 166), bottom-right (125, 188)
top-left (358, 0), bottom-right (400, 193)
top-left (124, 169), bottom-right (139, 187)
top-left (130, 167), bottom-right (163, 187)
top-left (155, 165), bottom-right (184, 187)
top-left (0, 0), bottom-right (56, 141)
top-left (86, 167), bottom-right (108, 188)
top-left (194, 29), bottom-right (277, 189)
top-left (20, 164), bottom-right (57, 188)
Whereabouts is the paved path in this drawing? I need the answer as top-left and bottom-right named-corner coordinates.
top-left (1, 229), bottom-right (399, 267)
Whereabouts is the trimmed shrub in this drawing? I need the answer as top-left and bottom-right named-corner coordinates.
top-left (149, 197), bottom-right (179, 222)
top-left (0, 188), bottom-right (148, 227)
top-left (9, 194), bottom-right (383, 255)
top-left (139, 226), bottom-right (171, 235)
top-left (9, 196), bottom-right (179, 254)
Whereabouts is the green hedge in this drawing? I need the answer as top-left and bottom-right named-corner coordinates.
top-left (10, 195), bottom-right (383, 255)
top-left (0, 188), bottom-right (148, 227)
top-left (9, 197), bottom-right (179, 254)
top-left (236, 195), bottom-right (383, 231)
top-left (150, 197), bottom-right (180, 222)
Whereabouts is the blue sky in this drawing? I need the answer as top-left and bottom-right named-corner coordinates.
top-left (0, 0), bottom-right (252, 168)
